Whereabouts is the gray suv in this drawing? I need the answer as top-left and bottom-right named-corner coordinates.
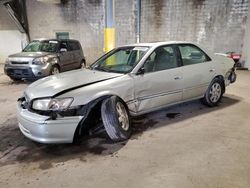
top-left (4, 39), bottom-right (85, 81)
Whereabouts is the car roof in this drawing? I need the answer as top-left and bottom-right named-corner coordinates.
top-left (33, 38), bottom-right (79, 42)
top-left (122, 41), bottom-right (214, 62)
top-left (123, 41), bottom-right (192, 47)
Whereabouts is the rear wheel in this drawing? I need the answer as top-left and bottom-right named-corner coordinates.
top-left (202, 78), bottom-right (223, 107)
top-left (101, 96), bottom-right (131, 142)
top-left (50, 65), bottom-right (60, 75)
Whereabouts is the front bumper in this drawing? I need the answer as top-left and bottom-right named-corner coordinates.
top-left (4, 63), bottom-right (52, 79)
top-left (17, 101), bottom-right (83, 144)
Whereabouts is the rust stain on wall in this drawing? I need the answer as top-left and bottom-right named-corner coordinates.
top-left (153, 0), bottom-right (164, 28)
top-left (192, 0), bottom-right (205, 8)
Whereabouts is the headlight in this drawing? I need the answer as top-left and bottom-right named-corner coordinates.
top-left (32, 98), bottom-right (73, 111)
top-left (5, 58), bottom-right (10, 64)
top-left (32, 56), bottom-right (49, 65)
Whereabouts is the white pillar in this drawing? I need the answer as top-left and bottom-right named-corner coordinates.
top-left (241, 8), bottom-right (250, 69)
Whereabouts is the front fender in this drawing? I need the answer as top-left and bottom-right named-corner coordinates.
top-left (59, 76), bottom-right (134, 108)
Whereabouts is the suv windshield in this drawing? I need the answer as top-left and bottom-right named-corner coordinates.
top-left (23, 40), bottom-right (59, 53)
top-left (91, 46), bottom-right (149, 73)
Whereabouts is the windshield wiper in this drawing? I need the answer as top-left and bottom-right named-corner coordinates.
top-left (93, 67), bottom-right (110, 72)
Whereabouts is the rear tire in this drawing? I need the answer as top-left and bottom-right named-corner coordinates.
top-left (202, 78), bottom-right (223, 107)
top-left (101, 96), bottom-right (131, 142)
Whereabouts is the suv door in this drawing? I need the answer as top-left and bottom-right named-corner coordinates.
top-left (68, 41), bottom-right (83, 69)
top-left (133, 45), bottom-right (183, 113)
top-left (178, 44), bottom-right (215, 100)
top-left (58, 41), bottom-right (73, 71)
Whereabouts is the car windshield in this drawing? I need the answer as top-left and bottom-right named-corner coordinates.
top-left (23, 40), bottom-right (59, 53)
top-left (90, 46), bottom-right (150, 73)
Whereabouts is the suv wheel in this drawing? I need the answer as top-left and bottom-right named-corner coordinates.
top-left (51, 65), bottom-right (60, 75)
top-left (80, 60), bottom-right (86, 68)
top-left (101, 96), bottom-right (132, 142)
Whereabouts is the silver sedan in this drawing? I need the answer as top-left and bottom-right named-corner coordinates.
top-left (17, 41), bottom-right (236, 143)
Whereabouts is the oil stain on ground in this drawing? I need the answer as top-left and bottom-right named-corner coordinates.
top-left (0, 118), bottom-right (127, 170)
top-left (131, 118), bottom-right (158, 140)
top-left (0, 115), bottom-right (159, 170)
top-left (0, 96), bottom-right (241, 170)
top-left (166, 112), bottom-right (181, 119)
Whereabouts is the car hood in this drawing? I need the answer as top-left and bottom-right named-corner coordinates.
top-left (9, 52), bottom-right (53, 58)
top-left (25, 69), bottom-right (122, 100)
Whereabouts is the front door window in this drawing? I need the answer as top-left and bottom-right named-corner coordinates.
top-left (143, 46), bottom-right (178, 73)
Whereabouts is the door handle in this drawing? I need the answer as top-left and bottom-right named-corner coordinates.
top-left (174, 76), bottom-right (182, 80)
top-left (209, 69), bottom-right (215, 72)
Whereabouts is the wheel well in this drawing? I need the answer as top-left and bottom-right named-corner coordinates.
top-left (52, 63), bottom-right (61, 71)
top-left (81, 59), bottom-right (86, 65)
top-left (214, 75), bottom-right (225, 93)
top-left (73, 95), bottom-right (127, 143)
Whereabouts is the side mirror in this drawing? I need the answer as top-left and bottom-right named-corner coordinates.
top-left (60, 48), bottom-right (67, 53)
top-left (136, 67), bottom-right (145, 75)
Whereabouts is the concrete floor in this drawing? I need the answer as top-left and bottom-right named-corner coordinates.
top-left (0, 64), bottom-right (250, 188)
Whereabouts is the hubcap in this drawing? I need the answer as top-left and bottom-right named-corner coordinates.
top-left (81, 62), bottom-right (86, 68)
top-left (52, 67), bottom-right (59, 75)
top-left (116, 102), bottom-right (129, 131)
top-left (209, 82), bottom-right (222, 103)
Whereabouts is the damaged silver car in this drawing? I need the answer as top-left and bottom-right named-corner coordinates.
top-left (17, 41), bottom-right (236, 143)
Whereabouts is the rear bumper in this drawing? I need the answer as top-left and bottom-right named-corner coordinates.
top-left (17, 101), bottom-right (83, 144)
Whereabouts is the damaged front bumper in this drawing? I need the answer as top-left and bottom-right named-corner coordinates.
top-left (17, 101), bottom-right (83, 144)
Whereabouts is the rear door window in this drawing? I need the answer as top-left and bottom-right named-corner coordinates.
top-left (178, 44), bottom-right (211, 66)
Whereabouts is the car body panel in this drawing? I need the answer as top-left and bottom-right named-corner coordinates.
top-left (17, 101), bottom-right (82, 143)
top-left (25, 68), bottom-right (123, 100)
top-left (133, 67), bottom-right (183, 113)
top-left (9, 51), bottom-right (53, 58)
top-left (181, 61), bottom-right (215, 100)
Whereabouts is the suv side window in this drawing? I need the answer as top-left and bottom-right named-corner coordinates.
top-left (178, 44), bottom-right (211, 66)
top-left (60, 41), bottom-right (70, 51)
top-left (68, 41), bottom-right (80, 51)
top-left (143, 45), bottom-right (178, 73)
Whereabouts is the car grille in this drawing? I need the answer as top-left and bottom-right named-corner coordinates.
top-left (6, 67), bottom-right (35, 78)
top-left (11, 61), bottom-right (29, 65)
top-left (8, 69), bottom-right (28, 75)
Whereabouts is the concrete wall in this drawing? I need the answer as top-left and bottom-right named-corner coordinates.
top-left (141, 0), bottom-right (249, 53)
top-left (115, 0), bottom-right (136, 46)
top-left (25, 0), bottom-right (137, 64)
top-left (0, 30), bottom-right (23, 63)
top-left (1, 0), bottom-right (250, 66)
top-left (26, 0), bottom-right (105, 64)
top-left (242, 4), bottom-right (250, 69)
top-left (0, 6), bottom-right (23, 63)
